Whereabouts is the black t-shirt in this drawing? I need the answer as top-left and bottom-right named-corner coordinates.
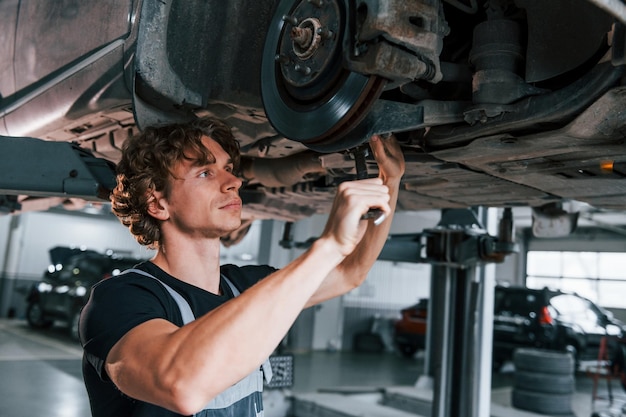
top-left (79, 261), bottom-right (276, 417)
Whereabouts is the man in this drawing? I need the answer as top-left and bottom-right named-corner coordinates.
top-left (80, 116), bottom-right (405, 417)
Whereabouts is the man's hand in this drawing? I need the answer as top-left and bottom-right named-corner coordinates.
top-left (320, 177), bottom-right (390, 256)
top-left (370, 133), bottom-right (405, 184)
top-left (319, 134), bottom-right (404, 258)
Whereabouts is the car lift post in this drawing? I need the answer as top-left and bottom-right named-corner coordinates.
top-left (277, 206), bottom-right (517, 417)
top-left (416, 207), bottom-right (517, 417)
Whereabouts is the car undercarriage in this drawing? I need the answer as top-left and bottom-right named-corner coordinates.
top-left (1, 0), bottom-right (625, 225)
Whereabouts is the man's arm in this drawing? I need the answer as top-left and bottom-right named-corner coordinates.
top-left (305, 134), bottom-right (405, 308)
top-left (103, 177), bottom-right (392, 415)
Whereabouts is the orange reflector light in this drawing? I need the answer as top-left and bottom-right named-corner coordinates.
top-left (600, 160), bottom-right (614, 172)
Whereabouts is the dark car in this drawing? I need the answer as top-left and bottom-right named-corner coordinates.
top-left (1, 1), bottom-right (626, 229)
top-left (25, 246), bottom-right (142, 340)
top-left (492, 285), bottom-right (626, 369)
top-left (393, 285), bottom-right (626, 368)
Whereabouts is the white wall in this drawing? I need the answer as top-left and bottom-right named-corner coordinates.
top-left (344, 261), bottom-right (431, 309)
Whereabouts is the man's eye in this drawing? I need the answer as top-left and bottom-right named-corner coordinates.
top-left (199, 171), bottom-right (212, 178)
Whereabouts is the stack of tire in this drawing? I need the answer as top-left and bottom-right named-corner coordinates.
top-left (512, 348), bottom-right (576, 416)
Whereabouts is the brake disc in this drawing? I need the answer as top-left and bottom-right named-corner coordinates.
top-left (261, 0), bottom-right (385, 152)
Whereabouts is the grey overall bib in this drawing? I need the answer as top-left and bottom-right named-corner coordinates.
top-left (125, 269), bottom-right (272, 417)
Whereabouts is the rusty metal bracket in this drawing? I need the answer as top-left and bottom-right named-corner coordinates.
top-left (344, 0), bottom-right (449, 83)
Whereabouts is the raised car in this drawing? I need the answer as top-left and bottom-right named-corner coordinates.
top-left (1, 0), bottom-right (625, 228)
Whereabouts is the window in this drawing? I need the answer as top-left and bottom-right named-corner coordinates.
top-left (526, 251), bottom-right (626, 308)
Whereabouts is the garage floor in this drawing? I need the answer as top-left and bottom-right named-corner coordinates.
top-left (1, 318), bottom-right (624, 417)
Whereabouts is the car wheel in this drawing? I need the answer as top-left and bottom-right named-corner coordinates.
top-left (397, 344), bottom-right (418, 358)
top-left (25, 302), bottom-right (53, 329)
top-left (514, 370), bottom-right (575, 394)
top-left (514, 348), bottom-right (575, 375)
top-left (611, 343), bottom-right (626, 391)
top-left (261, 0), bottom-right (386, 152)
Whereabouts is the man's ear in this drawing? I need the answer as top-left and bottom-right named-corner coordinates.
top-left (147, 192), bottom-right (169, 221)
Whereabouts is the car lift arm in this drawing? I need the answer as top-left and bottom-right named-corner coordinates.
top-left (0, 136), bottom-right (117, 213)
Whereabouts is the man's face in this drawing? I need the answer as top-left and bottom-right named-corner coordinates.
top-left (160, 135), bottom-right (243, 239)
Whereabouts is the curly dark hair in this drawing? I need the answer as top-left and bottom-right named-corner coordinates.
top-left (111, 117), bottom-right (241, 247)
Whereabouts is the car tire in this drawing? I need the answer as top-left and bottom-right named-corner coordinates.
top-left (514, 348), bottom-right (574, 374)
top-left (611, 343), bottom-right (626, 391)
top-left (512, 348), bottom-right (575, 415)
top-left (397, 344), bottom-right (418, 358)
top-left (26, 302), bottom-right (53, 329)
top-left (353, 332), bottom-right (384, 353)
top-left (511, 389), bottom-right (573, 415)
top-left (514, 370), bottom-right (575, 394)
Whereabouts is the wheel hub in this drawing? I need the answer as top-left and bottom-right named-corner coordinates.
top-left (277, 0), bottom-right (342, 97)
top-left (261, 0), bottom-right (385, 150)
top-left (291, 18), bottom-right (322, 60)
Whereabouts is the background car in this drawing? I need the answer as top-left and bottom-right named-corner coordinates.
top-left (393, 285), bottom-right (626, 370)
top-left (25, 246), bottom-right (142, 340)
top-left (393, 298), bottom-right (428, 358)
top-left (492, 285), bottom-right (626, 370)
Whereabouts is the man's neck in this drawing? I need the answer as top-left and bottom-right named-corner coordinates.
top-left (151, 239), bottom-right (223, 294)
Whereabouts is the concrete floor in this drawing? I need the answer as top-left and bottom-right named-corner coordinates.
top-left (1, 318), bottom-right (625, 417)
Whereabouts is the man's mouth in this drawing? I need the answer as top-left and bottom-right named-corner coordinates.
top-left (221, 199), bottom-right (242, 210)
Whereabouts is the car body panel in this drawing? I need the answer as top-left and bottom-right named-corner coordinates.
top-left (13, 1), bottom-right (134, 92)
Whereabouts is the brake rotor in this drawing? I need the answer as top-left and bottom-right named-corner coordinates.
top-left (261, 0), bottom-right (385, 152)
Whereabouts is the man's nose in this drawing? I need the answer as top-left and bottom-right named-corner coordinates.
top-left (223, 171), bottom-right (243, 191)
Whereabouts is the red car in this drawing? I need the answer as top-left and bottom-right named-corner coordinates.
top-left (393, 299), bottom-right (428, 357)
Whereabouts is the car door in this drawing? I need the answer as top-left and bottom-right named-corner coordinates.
top-left (493, 289), bottom-right (544, 348)
top-left (550, 294), bottom-right (606, 356)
